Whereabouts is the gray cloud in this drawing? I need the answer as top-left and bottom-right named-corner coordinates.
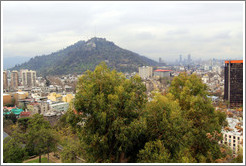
top-left (2, 1), bottom-right (244, 61)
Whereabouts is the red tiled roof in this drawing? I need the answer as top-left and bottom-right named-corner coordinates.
top-left (20, 112), bottom-right (31, 116)
top-left (154, 69), bottom-right (172, 72)
top-left (4, 107), bottom-right (16, 110)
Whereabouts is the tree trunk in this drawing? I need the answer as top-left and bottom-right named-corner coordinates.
top-left (119, 152), bottom-right (129, 163)
top-left (47, 146), bottom-right (50, 163)
top-left (48, 153), bottom-right (49, 163)
top-left (39, 154), bottom-right (41, 163)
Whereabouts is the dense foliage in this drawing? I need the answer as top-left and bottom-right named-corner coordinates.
top-left (25, 114), bottom-right (57, 162)
top-left (10, 37), bottom-right (158, 76)
top-left (70, 64), bottom-right (228, 163)
top-left (4, 112), bottom-right (17, 124)
top-left (3, 114), bottom-right (57, 163)
top-left (138, 73), bottom-right (227, 163)
top-left (73, 62), bottom-right (148, 162)
top-left (3, 137), bottom-right (27, 163)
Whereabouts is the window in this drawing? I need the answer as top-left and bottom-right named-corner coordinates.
top-left (233, 140), bottom-right (235, 143)
top-left (233, 144), bottom-right (235, 147)
top-left (238, 137), bottom-right (240, 140)
top-left (233, 136), bottom-right (235, 139)
top-left (229, 135), bottom-right (231, 138)
top-left (229, 139), bottom-right (231, 143)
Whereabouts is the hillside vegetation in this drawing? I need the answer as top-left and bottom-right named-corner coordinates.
top-left (11, 37), bottom-right (158, 76)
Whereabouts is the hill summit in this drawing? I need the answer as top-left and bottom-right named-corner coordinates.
top-left (11, 37), bottom-right (158, 76)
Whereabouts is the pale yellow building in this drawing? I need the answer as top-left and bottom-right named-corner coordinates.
top-left (47, 92), bottom-right (62, 102)
top-left (16, 90), bottom-right (29, 100)
top-left (62, 94), bottom-right (75, 103)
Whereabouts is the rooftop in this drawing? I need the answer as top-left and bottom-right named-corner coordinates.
top-left (225, 60), bottom-right (243, 64)
top-left (154, 69), bottom-right (172, 72)
top-left (222, 117), bottom-right (243, 136)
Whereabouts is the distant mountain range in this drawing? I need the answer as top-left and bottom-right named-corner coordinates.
top-left (10, 37), bottom-right (158, 76)
top-left (3, 56), bottom-right (32, 70)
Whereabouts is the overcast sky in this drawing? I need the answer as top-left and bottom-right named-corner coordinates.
top-left (2, 1), bottom-right (244, 62)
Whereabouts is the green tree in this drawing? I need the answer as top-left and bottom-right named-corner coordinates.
top-left (74, 62), bottom-right (147, 162)
top-left (168, 73), bottom-right (226, 162)
top-left (3, 136), bottom-right (27, 163)
top-left (4, 112), bottom-right (17, 124)
top-left (137, 140), bottom-right (170, 163)
top-left (232, 147), bottom-right (243, 163)
top-left (25, 114), bottom-right (57, 163)
top-left (17, 117), bottom-right (31, 133)
top-left (139, 92), bottom-right (192, 162)
top-left (45, 76), bottom-right (51, 87)
top-left (60, 138), bottom-right (84, 163)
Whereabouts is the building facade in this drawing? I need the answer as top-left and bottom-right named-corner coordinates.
top-left (224, 60), bottom-right (243, 108)
top-left (154, 69), bottom-right (171, 78)
top-left (138, 66), bottom-right (153, 79)
top-left (49, 102), bottom-right (69, 113)
top-left (3, 71), bottom-right (8, 91)
top-left (221, 117), bottom-right (243, 155)
top-left (11, 70), bottom-right (19, 90)
top-left (21, 69), bottom-right (36, 87)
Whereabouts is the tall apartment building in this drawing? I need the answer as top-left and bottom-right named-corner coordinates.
top-left (11, 70), bottom-right (19, 90)
top-left (224, 60), bottom-right (243, 108)
top-left (21, 69), bottom-right (36, 87)
top-left (138, 66), bottom-right (153, 79)
top-left (3, 71), bottom-right (8, 90)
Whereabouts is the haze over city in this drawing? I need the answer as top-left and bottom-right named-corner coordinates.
top-left (2, 1), bottom-right (245, 164)
top-left (2, 1), bottom-right (244, 63)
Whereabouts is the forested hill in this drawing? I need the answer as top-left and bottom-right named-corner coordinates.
top-left (10, 37), bottom-right (158, 76)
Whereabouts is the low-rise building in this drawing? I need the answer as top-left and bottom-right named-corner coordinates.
top-left (62, 94), bottom-right (74, 103)
top-left (154, 69), bottom-right (171, 78)
top-left (16, 91), bottom-right (29, 100)
top-left (47, 92), bottom-right (62, 102)
top-left (19, 111), bottom-right (31, 118)
top-left (49, 102), bottom-right (69, 113)
top-left (3, 94), bottom-right (12, 106)
top-left (27, 102), bottom-right (40, 115)
top-left (221, 117), bottom-right (243, 155)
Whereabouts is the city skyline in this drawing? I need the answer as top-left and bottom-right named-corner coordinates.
top-left (2, 1), bottom-right (244, 62)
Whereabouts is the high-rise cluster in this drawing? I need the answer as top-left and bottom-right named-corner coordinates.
top-left (3, 69), bottom-right (37, 91)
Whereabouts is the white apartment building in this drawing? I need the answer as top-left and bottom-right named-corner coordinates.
top-left (49, 102), bottom-right (69, 113)
top-left (221, 117), bottom-right (243, 155)
top-left (21, 69), bottom-right (36, 87)
top-left (138, 66), bottom-right (153, 79)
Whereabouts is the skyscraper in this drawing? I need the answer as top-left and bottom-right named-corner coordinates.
top-left (187, 54), bottom-right (191, 64)
top-left (21, 69), bottom-right (36, 87)
top-left (179, 54), bottom-right (182, 63)
top-left (224, 60), bottom-right (243, 108)
top-left (3, 71), bottom-right (8, 90)
top-left (11, 70), bottom-right (19, 90)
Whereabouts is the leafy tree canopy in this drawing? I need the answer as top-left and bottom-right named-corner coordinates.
top-left (25, 114), bottom-right (57, 162)
top-left (3, 136), bottom-right (27, 163)
top-left (74, 62), bottom-right (147, 162)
